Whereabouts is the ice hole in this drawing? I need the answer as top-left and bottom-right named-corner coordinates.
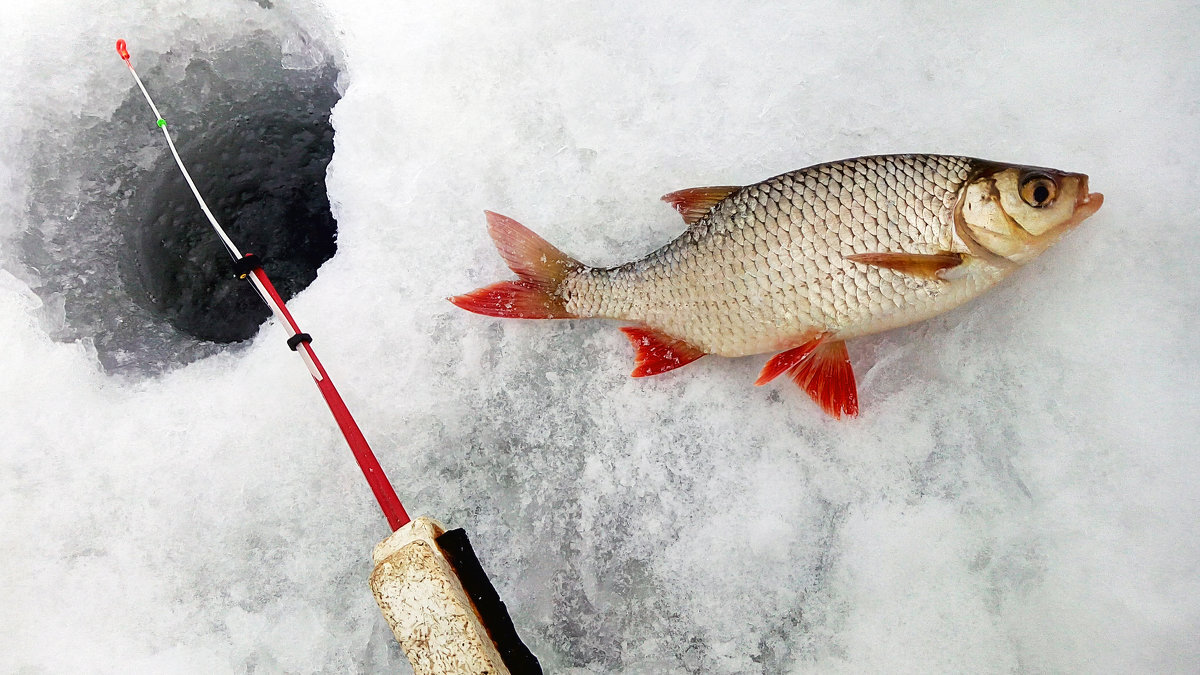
top-left (19, 33), bottom-right (341, 373)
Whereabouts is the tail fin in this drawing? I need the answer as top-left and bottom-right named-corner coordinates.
top-left (449, 211), bottom-right (581, 319)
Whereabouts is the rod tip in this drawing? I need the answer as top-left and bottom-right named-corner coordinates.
top-left (116, 39), bottom-right (130, 61)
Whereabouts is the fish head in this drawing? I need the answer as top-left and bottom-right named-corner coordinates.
top-left (956, 163), bottom-right (1104, 264)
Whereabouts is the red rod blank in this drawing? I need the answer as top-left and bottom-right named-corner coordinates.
top-left (251, 267), bottom-right (411, 531)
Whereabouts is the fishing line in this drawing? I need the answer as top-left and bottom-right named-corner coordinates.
top-left (116, 39), bottom-right (410, 531)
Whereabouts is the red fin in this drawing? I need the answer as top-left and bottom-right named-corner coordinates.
top-left (449, 280), bottom-right (575, 318)
top-left (620, 326), bottom-right (707, 377)
top-left (790, 340), bottom-right (858, 418)
top-left (757, 337), bottom-right (858, 418)
top-left (754, 338), bottom-right (825, 386)
top-left (450, 212), bottom-right (581, 319)
top-left (482, 211), bottom-right (579, 287)
top-left (661, 186), bottom-right (741, 224)
top-left (845, 252), bottom-right (963, 280)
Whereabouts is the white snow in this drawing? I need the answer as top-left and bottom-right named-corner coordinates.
top-left (1, 0), bottom-right (1198, 672)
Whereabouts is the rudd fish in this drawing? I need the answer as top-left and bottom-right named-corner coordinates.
top-left (451, 154), bottom-right (1103, 418)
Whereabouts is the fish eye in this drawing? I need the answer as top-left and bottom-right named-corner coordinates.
top-left (1019, 173), bottom-right (1058, 208)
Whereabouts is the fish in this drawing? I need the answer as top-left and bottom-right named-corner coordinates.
top-left (450, 154), bottom-right (1103, 418)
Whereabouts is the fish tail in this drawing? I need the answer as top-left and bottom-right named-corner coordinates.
top-left (449, 211), bottom-right (581, 319)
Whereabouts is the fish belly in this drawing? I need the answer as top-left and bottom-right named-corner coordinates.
top-left (563, 155), bottom-right (1009, 356)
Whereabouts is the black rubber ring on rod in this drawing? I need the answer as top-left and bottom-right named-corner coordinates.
top-left (232, 254), bottom-right (265, 279)
top-left (287, 333), bottom-right (312, 351)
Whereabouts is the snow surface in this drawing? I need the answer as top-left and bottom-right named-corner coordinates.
top-left (1, 0), bottom-right (1198, 672)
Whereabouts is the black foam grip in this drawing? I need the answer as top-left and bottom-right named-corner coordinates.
top-left (436, 528), bottom-right (542, 674)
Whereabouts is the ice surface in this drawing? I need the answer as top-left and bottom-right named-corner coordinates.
top-left (1, 0), bottom-right (1198, 672)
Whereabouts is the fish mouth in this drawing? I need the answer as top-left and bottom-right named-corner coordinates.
top-left (1058, 175), bottom-right (1103, 231)
top-left (1070, 187), bottom-right (1104, 225)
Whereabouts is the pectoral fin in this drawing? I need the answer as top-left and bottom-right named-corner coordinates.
top-left (845, 252), bottom-right (964, 280)
top-left (661, 186), bottom-right (741, 224)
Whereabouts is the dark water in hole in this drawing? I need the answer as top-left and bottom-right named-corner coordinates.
top-left (134, 81), bottom-right (339, 343)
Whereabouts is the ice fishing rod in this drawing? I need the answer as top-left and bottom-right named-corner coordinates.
top-left (117, 40), bottom-right (540, 673)
top-left (115, 39), bottom-right (408, 531)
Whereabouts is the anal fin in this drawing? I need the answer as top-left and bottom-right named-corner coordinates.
top-left (620, 327), bottom-right (707, 377)
top-left (756, 335), bottom-right (858, 418)
top-left (845, 251), bottom-right (964, 280)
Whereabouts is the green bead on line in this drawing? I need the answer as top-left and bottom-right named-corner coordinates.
top-left (157, 118), bottom-right (166, 128)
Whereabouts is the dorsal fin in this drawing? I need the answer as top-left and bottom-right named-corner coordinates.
top-left (661, 186), bottom-right (741, 224)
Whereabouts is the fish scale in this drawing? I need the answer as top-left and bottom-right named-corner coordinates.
top-left (562, 155), bottom-right (987, 356)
